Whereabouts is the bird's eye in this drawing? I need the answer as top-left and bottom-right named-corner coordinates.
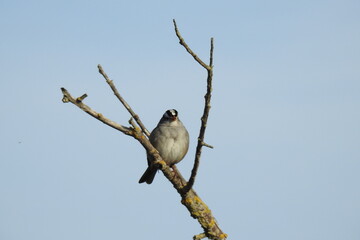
top-left (166, 110), bottom-right (172, 117)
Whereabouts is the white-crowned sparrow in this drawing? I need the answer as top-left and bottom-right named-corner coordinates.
top-left (139, 109), bottom-right (189, 184)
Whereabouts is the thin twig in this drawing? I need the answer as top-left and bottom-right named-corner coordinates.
top-left (173, 20), bottom-right (214, 194)
top-left (201, 141), bottom-right (214, 149)
top-left (194, 233), bottom-right (207, 240)
top-left (61, 88), bottom-right (132, 135)
top-left (173, 19), bottom-right (211, 71)
top-left (97, 64), bottom-right (150, 137)
top-left (209, 38), bottom-right (214, 67)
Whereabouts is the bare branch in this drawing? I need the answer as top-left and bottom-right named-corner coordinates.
top-left (209, 38), bottom-right (214, 67)
top-left (173, 19), bottom-right (211, 71)
top-left (61, 85), bottom-right (226, 239)
top-left (173, 20), bottom-right (214, 194)
top-left (97, 64), bottom-right (150, 137)
top-left (61, 88), bottom-right (132, 135)
top-left (194, 233), bottom-right (207, 240)
top-left (201, 141), bottom-right (214, 149)
top-left (61, 20), bottom-right (226, 240)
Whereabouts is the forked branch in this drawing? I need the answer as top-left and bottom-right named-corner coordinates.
top-left (173, 19), bottom-right (214, 194)
top-left (60, 20), bottom-right (226, 240)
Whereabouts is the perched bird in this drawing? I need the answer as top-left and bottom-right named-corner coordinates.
top-left (139, 109), bottom-right (189, 184)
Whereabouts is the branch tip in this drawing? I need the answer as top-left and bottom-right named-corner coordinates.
top-left (202, 142), bottom-right (214, 149)
top-left (173, 19), bottom-right (211, 70)
top-left (97, 64), bottom-right (103, 72)
top-left (128, 117), bottom-right (135, 126)
top-left (59, 87), bottom-right (132, 135)
top-left (193, 233), bottom-right (206, 240)
top-left (61, 88), bottom-right (70, 103)
top-left (76, 93), bottom-right (88, 103)
top-left (209, 38), bottom-right (214, 67)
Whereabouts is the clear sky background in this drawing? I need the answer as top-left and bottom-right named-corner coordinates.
top-left (1, 0), bottom-right (359, 240)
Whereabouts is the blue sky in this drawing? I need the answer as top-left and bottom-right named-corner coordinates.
top-left (1, 0), bottom-right (359, 239)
